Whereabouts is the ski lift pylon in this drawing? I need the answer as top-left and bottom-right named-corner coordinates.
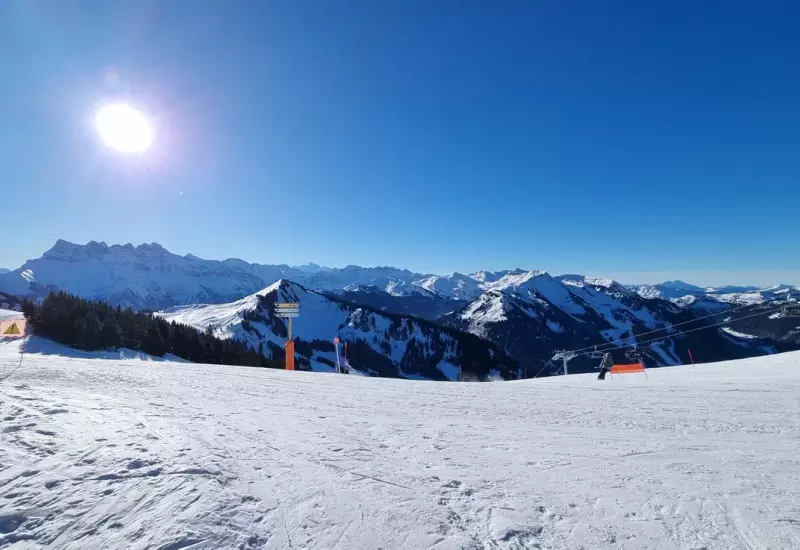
top-left (782, 303), bottom-right (800, 317)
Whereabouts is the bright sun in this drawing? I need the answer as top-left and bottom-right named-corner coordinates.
top-left (95, 104), bottom-right (153, 153)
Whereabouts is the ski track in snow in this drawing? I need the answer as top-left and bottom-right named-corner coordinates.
top-left (2, 339), bottom-right (800, 549)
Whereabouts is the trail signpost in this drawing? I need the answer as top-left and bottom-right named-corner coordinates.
top-left (275, 303), bottom-right (300, 371)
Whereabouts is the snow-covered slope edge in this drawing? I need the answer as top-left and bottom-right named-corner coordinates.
top-left (157, 280), bottom-right (518, 381)
top-left (3, 339), bottom-right (800, 549)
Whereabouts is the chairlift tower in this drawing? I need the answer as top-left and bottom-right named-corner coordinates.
top-left (783, 297), bottom-right (800, 317)
top-left (552, 350), bottom-right (577, 376)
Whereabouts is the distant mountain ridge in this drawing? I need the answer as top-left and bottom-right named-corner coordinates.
top-left (0, 240), bottom-right (508, 309)
top-left (0, 240), bottom-right (311, 310)
top-left (5, 241), bottom-right (794, 311)
top-left (2, 240), bottom-right (798, 377)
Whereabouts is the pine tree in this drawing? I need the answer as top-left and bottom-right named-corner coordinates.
top-left (100, 317), bottom-right (122, 349)
top-left (143, 323), bottom-right (166, 356)
top-left (82, 310), bottom-right (101, 350)
top-left (21, 299), bottom-right (37, 324)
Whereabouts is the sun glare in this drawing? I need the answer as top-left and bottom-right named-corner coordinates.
top-left (95, 104), bottom-right (153, 153)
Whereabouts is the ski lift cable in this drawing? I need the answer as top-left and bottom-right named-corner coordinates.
top-left (568, 299), bottom-right (778, 355)
top-left (532, 358), bottom-right (555, 379)
top-left (531, 304), bottom-right (784, 378)
top-left (569, 304), bottom-right (785, 361)
top-left (619, 305), bottom-right (784, 355)
top-left (566, 299), bottom-right (780, 357)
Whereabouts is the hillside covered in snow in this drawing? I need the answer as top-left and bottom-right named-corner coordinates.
top-left (2, 337), bottom-right (800, 549)
top-left (443, 271), bottom-right (799, 375)
top-left (156, 280), bottom-right (518, 381)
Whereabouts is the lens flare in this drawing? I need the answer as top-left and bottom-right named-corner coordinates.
top-left (95, 104), bottom-right (153, 153)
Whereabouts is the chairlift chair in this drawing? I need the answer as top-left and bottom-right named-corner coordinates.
top-left (625, 345), bottom-right (642, 361)
top-left (589, 346), bottom-right (605, 359)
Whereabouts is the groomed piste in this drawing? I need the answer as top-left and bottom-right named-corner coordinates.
top-left (2, 335), bottom-right (799, 549)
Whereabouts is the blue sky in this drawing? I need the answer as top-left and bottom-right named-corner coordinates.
top-left (1, 1), bottom-right (798, 286)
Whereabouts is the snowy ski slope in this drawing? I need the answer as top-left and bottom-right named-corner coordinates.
top-left (0, 309), bottom-right (21, 321)
top-left (1, 337), bottom-right (800, 549)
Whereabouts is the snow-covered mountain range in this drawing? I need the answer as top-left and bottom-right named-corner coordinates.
top-left (629, 280), bottom-right (798, 307)
top-left (156, 280), bottom-right (518, 381)
top-left (2, 240), bottom-right (798, 376)
top-left (0, 240), bottom-right (459, 309)
top-left (0, 240), bottom-right (315, 310)
top-left (4, 240), bottom-right (795, 311)
top-left (443, 271), bottom-right (800, 375)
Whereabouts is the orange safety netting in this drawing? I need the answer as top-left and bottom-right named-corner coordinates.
top-left (610, 363), bottom-right (645, 374)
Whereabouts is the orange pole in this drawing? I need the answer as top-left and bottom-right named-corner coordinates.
top-left (285, 340), bottom-right (295, 371)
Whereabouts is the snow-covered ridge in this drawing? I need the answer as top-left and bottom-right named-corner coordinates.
top-left (156, 280), bottom-right (517, 381)
top-left (630, 280), bottom-right (800, 308)
top-left (3, 240), bottom-right (795, 312)
top-left (414, 273), bottom-right (482, 300)
top-left (0, 240), bottom-right (313, 310)
top-left (0, 240), bottom-right (455, 308)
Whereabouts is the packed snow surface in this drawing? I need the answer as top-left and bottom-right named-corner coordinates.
top-left (2, 338), bottom-right (800, 549)
top-left (0, 309), bottom-right (22, 321)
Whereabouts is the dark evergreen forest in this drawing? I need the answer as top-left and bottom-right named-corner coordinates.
top-left (22, 292), bottom-right (282, 369)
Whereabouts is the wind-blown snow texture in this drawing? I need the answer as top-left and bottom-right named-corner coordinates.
top-left (2, 338), bottom-right (800, 549)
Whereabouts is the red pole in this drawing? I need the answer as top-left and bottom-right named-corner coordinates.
top-left (285, 340), bottom-right (295, 371)
top-left (688, 348), bottom-right (695, 368)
